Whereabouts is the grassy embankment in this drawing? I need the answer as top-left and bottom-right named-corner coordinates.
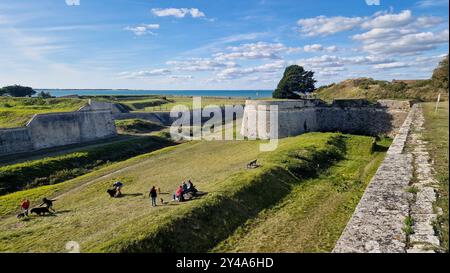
top-left (0, 135), bottom-right (175, 196)
top-left (315, 78), bottom-right (448, 103)
top-left (422, 101), bottom-right (449, 252)
top-left (0, 97), bottom-right (86, 128)
top-left (0, 132), bottom-right (388, 253)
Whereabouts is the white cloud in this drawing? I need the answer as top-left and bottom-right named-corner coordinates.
top-left (151, 8), bottom-right (205, 18)
top-left (297, 15), bottom-right (364, 36)
top-left (167, 58), bottom-right (238, 72)
top-left (297, 55), bottom-right (396, 68)
top-left (417, 0), bottom-right (449, 7)
top-left (170, 75), bottom-right (194, 80)
top-left (216, 60), bottom-right (286, 80)
top-left (361, 30), bottom-right (449, 55)
top-left (373, 62), bottom-right (410, 69)
top-left (124, 24), bottom-right (160, 36)
top-left (213, 42), bottom-right (300, 61)
top-left (303, 44), bottom-right (338, 52)
top-left (118, 69), bottom-right (170, 79)
top-left (349, 10), bottom-right (448, 56)
top-left (361, 10), bottom-right (413, 29)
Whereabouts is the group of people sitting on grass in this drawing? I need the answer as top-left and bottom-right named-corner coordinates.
top-left (108, 179), bottom-right (199, 207)
top-left (173, 180), bottom-right (198, 202)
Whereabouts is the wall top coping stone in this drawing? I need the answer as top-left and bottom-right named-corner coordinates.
top-left (244, 99), bottom-right (412, 111)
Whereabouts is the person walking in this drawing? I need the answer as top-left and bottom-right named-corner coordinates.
top-left (149, 186), bottom-right (158, 207)
top-left (21, 199), bottom-right (30, 217)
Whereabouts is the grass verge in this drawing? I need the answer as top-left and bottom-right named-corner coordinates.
top-left (422, 101), bottom-right (449, 252)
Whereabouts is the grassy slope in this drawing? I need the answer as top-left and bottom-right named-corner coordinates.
top-left (0, 135), bottom-right (175, 195)
top-left (0, 133), bottom-right (386, 253)
top-left (315, 79), bottom-right (448, 102)
top-left (212, 136), bottom-right (388, 253)
top-left (0, 139), bottom-right (265, 252)
top-left (141, 97), bottom-right (246, 112)
top-left (422, 102), bottom-right (449, 252)
top-left (0, 97), bottom-right (87, 128)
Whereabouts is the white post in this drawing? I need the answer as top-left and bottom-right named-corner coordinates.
top-left (435, 93), bottom-right (441, 113)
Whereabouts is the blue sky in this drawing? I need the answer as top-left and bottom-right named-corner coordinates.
top-left (0, 0), bottom-right (448, 89)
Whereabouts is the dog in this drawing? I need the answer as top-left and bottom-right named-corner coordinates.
top-left (17, 212), bottom-right (26, 219)
top-left (107, 189), bottom-right (117, 198)
top-left (160, 198), bottom-right (168, 205)
top-left (30, 207), bottom-right (51, 216)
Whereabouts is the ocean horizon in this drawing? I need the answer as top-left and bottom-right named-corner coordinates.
top-left (39, 89), bottom-right (274, 99)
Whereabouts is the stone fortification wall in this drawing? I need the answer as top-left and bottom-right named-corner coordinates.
top-left (240, 99), bottom-right (411, 139)
top-left (0, 101), bottom-right (117, 156)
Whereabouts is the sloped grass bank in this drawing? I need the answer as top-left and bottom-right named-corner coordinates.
top-left (92, 134), bottom-right (352, 252)
top-left (212, 136), bottom-right (388, 252)
top-left (0, 136), bottom-right (176, 195)
top-left (0, 133), bottom-right (387, 253)
top-left (115, 119), bottom-right (165, 134)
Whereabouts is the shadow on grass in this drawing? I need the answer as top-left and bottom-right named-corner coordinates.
top-left (118, 193), bottom-right (144, 198)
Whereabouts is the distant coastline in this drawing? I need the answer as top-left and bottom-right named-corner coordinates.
top-left (36, 89), bottom-right (273, 99)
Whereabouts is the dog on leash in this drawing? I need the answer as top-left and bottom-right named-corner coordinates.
top-left (30, 207), bottom-right (51, 216)
top-left (107, 189), bottom-right (117, 198)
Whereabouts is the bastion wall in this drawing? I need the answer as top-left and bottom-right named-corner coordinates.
top-left (0, 101), bottom-right (117, 156)
top-left (240, 99), bottom-right (411, 139)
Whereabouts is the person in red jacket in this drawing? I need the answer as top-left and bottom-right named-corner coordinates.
top-left (175, 186), bottom-right (184, 202)
top-left (21, 199), bottom-right (30, 217)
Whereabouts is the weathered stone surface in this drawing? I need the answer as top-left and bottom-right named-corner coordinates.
top-left (333, 104), bottom-right (442, 253)
top-left (333, 106), bottom-right (415, 253)
top-left (0, 101), bottom-right (117, 156)
top-left (406, 105), bottom-right (440, 252)
top-left (241, 99), bottom-right (410, 139)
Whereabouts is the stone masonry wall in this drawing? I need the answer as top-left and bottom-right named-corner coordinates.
top-left (333, 104), bottom-right (441, 253)
top-left (241, 99), bottom-right (410, 139)
top-left (0, 103), bottom-right (117, 156)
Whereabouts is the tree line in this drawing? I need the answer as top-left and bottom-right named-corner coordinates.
top-left (0, 85), bottom-right (52, 98)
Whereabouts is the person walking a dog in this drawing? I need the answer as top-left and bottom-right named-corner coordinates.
top-left (112, 181), bottom-right (124, 197)
top-left (20, 199), bottom-right (30, 217)
top-left (39, 197), bottom-right (56, 212)
top-left (149, 186), bottom-right (158, 207)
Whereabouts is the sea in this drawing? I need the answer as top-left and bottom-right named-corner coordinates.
top-left (38, 89), bottom-right (273, 99)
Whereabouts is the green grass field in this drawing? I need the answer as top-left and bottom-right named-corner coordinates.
top-left (212, 136), bottom-right (388, 252)
top-left (422, 101), bottom-right (449, 252)
top-left (0, 97), bottom-right (87, 128)
top-left (0, 132), bottom-right (386, 253)
top-left (0, 135), bottom-right (175, 195)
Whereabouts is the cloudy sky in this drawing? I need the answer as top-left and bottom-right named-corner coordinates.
top-left (0, 0), bottom-right (448, 89)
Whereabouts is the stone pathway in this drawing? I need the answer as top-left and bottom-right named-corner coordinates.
top-left (333, 104), bottom-right (441, 253)
top-left (406, 105), bottom-right (440, 253)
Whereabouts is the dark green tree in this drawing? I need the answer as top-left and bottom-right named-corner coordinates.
top-left (431, 55), bottom-right (449, 90)
top-left (0, 85), bottom-right (36, 97)
top-left (37, 91), bottom-right (53, 99)
top-left (273, 65), bottom-right (316, 99)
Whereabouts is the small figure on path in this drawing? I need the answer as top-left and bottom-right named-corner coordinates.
top-left (18, 199), bottom-right (30, 218)
top-left (112, 181), bottom-right (124, 197)
top-left (149, 186), bottom-right (158, 207)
